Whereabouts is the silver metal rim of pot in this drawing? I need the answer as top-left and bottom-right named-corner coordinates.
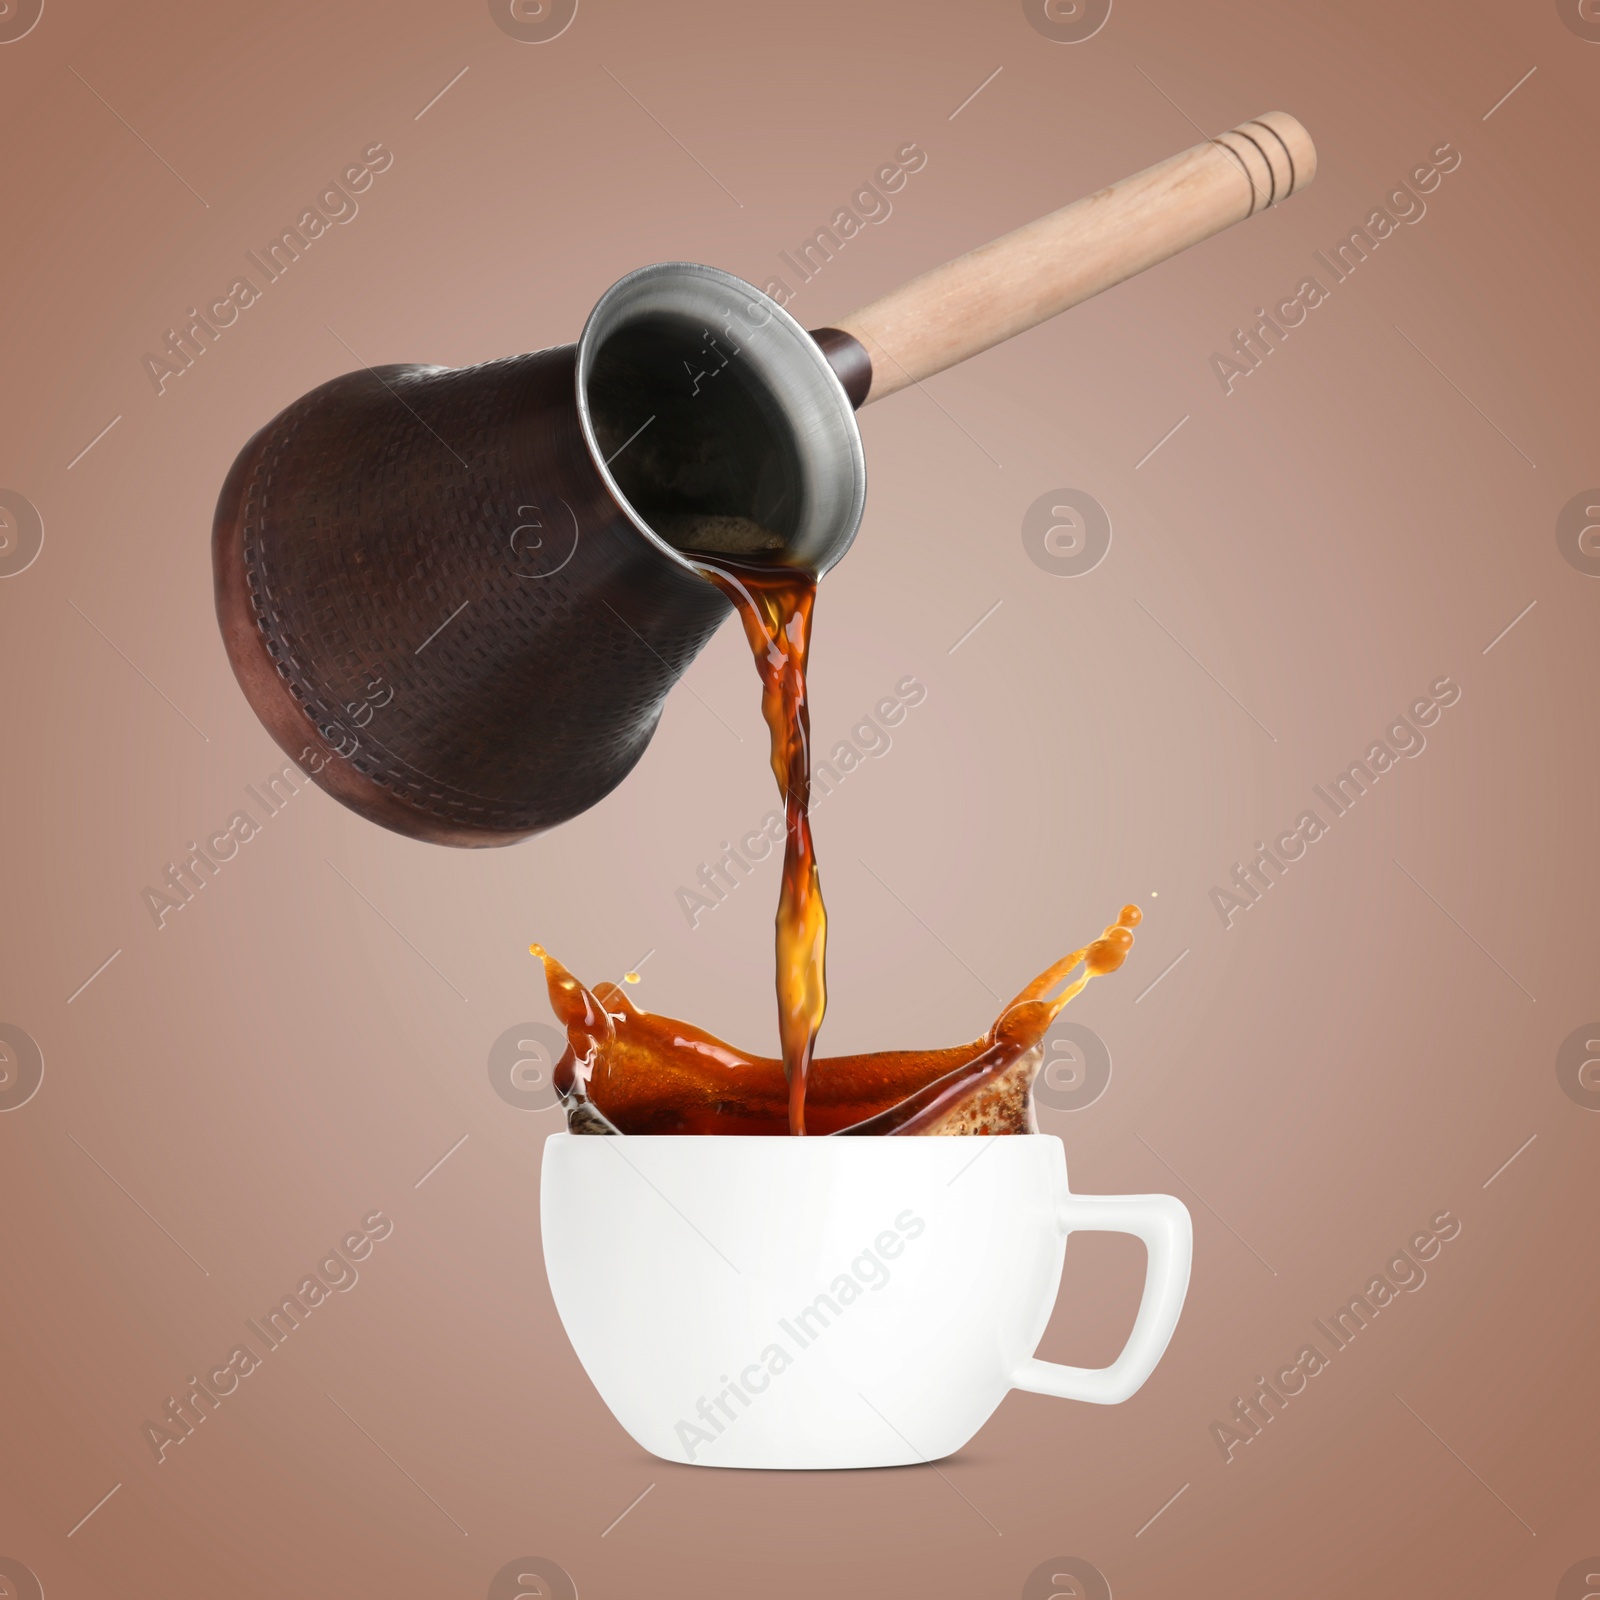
top-left (574, 261), bottom-right (868, 581)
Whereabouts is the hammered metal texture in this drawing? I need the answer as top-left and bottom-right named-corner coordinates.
top-left (213, 347), bottom-right (730, 845)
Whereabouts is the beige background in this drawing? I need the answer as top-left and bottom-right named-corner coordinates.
top-left (3, 1), bottom-right (1599, 1595)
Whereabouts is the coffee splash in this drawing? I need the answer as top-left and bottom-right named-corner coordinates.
top-left (532, 515), bottom-right (1141, 1136)
top-left (532, 905), bottom-right (1139, 1137)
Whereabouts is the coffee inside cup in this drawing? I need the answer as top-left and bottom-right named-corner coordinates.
top-left (533, 904), bottom-right (1138, 1137)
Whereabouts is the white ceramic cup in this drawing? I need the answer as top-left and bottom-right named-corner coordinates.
top-left (541, 1133), bottom-right (1192, 1470)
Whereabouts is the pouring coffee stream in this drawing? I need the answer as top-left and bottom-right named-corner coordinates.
top-left (212, 115), bottom-right (1315, 1132)
top-left (696, 556), bottom-right (826, 1134)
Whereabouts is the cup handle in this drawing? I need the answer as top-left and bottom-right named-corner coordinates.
top-left (1012, 1192), bottom-right (1193, 1405)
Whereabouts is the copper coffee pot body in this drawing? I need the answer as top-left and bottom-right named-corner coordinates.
top-left (213, 265), bottom-right (869, 846)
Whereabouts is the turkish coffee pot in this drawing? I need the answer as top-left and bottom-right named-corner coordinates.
top-left (213, 113), bottom-right (1314, 845)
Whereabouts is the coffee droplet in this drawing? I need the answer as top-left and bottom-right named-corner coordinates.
top-left (1083, 904), bottom-right (1141, 977)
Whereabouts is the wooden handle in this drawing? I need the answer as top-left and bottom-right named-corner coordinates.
top-left (830, 111), bottom-right (1315, 404)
